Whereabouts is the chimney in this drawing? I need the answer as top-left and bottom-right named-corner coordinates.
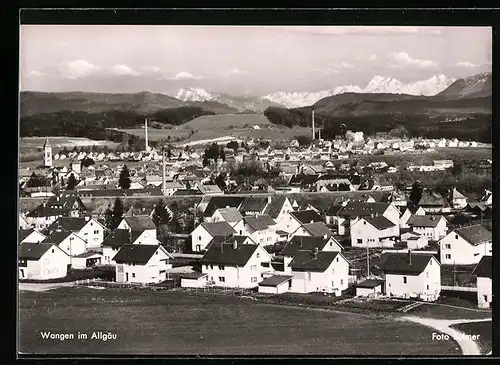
top-left (312, 108), bottom-right (315, 140)
top-left (313, 247), bottom-right (319, 260)
top-left (85, 216), bottom-right (90, 221)
top-left (408, 249), bottom-right (412, 265)
top-left (233, 239), bottom-right (238, 250)
top-left (323, 233), bottom-right (328, 239)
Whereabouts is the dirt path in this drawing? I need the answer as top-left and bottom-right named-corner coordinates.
top-left (402, 316), bottom-right (491, 355)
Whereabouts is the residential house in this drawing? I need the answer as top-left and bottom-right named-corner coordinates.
top-left (479, 189), bottom-right (492, 206)
top-left (19, 214), bottom-right (30, 230)
top-left (45, 195), bottom-right (88, 217)
top-left (43, 230), bottom-right (88, 257)
top-left (238, 197), bottom-right (270, 216)
top-left (199, 241), bottom-right (273, 288)
top-left (46, 216), bottom-right (106, 249)
top-left (113, 244), bottom-right (173, 284)
top-left (232, 215), bottom-right (277, 246)
top-left (354, 279), bottom-right (384, 297)
top-left (258, 275), bottom-right (293, 294)
top-left (400, 205), bottom-right (426, 229)
top-left (439, 225), bottom-right (492, 265)
top-left (117, 216), bottom-right (157, 241)
top-left (200, 196), bottom-right (246, 218)
top-left (25, 204), bottom-right (65, 230)
top-left (433, 160), bottom-right (454, 169)
top-left (401, 231), bottom-right (429, 250)
top-left (381, 190), bottom-right (408, 208)
top-left (472, 255), bottom-right (492, 309)
top-left (19, 229), bottom-right (46, 244)
top-left (18, 243), bottom-right (70, 280)
top-left (280, 235), bottom-right (343, 273)
top-left (262, 196), bottom-right (294, 223)
top-left (71, 251), bottom-right (103, 269)
top-left (448, 188), bottom-right (468, 209)
top-left (190, 221), bottom-right (236, 252)
top-left (418, 191), bottom-right (452, 214)
top-left (334, 202), bottom-right (400, 236)
top-left (407, 215), bottom-right (448, 241)
top-left (101, 229), bottom-right (130, 265)
top-left (198, 184), bottom-right (224, 195)
top-left (288, 249), bottom-right (349, 295)
top-left (275, 210), bottom-right (325, 235)
top-left (379, 251), bottom-right (441, 302)
top-left (210, 207), bottom-right (243, 225)
top-left (350, 215), bottom-right (399, 248)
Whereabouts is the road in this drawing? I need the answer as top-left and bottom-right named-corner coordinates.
top-left (401, 316), bottom-right (491, 355)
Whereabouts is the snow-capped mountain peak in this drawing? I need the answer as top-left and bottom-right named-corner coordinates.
top-left (175, 87), bottom-right (216, 102)
top-left (262, 74), bottom-right (457, 108)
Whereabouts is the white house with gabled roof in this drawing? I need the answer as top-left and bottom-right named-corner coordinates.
top-left (350, 215), bottom-right (399, 248)
top-left (439, 225), bottom-right (492, 265)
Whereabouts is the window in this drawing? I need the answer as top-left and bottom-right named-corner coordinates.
top-left (210, 265), bottom-right (213, 270)
top-left (308, 272), bottom-right (311, 281)
top-left (445, 244), bottom-right (451, 249)
top-left (84, 232), bottom-right (88, 235)
top-left (426, 285), bottom-right (429, 290)
top-left (251, 277), bottom-right (258, 283)
top-left (340, 279), bottom-right (343, 285)
top-left (155, 251), bottom-right (158, 255)
top-left (330, 242), bottom-right (333, 246)
top-left (94, 230), bottom-right (99, 234)
top-left (218, 265), bottom-right (224, 270)
top-left (336, 257), bottom-right (339, 262)
top-left (403, 276), bottom-right (407, 284)
top-left (455, 234), bottom-right (458, 239)
top-left (219, 277), bottom-right (225, 282)
top-left (332, 281), bottom-right (335, 287)
top-left (426, 272), bottom-right (429, 278)
top-left (239, 230), bottom-right (242, 235)
top-left (90, 222), bottom-right (93, 226)
top-left (256, 253), bottom-right (260, 258)
top-left (51, 249), bottom-right (54, 253)
top-left (251, 265), bottom-right (257, 271)
top-left (132, 273), bottom-right (135, 278)
top-left (445, 254), bottom-right (451, 259)
top-left (363, 221), bottom-right (366, 225)
top-left (198, 236), bottom-right (202, 241)
top-left (357, 239), bottom-right (362, 244)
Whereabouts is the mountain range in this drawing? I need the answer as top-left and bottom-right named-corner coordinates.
top-left (262, 75), bottom-right (458, 108)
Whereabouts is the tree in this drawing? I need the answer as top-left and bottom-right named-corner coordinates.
top-left (296, 135), bottom-right (312, 146)
top-left (169, 215), bottom-right (183, 234)
top-left (66, 173), bottom-right (78, 190)
top-left (118, 165), bottom-right (131, 189)
top-left (214, 174), bottom-right (226, 191)
top-left (81, 157), bottom-right (95, 167)
top-left (451, 160), bottom-right (464, 177)
top-left (152, 199), bottom-right (172, 227)
top-left (111, 198), bottom-right (124, 230)
top-left (409, 181), bottom-right (423, 205)
top-left (202, 151), bottom-right (210, 168)
top-left (219, 148), bottom-right (226, 162)
top-left (227, 140), bottom-right (239, 152)
top-left (104, 206), bottom-right (114, 230)
top-left (27, 172), bottom-right (45, 188)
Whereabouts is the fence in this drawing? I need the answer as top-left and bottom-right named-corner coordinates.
top-left (441, 285), bottom-right (477, 292)
top-left (381, 249), bottom-right (438, 255)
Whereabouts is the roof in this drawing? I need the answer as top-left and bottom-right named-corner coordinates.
top-left (113, 244), bottom-right (170, 264)
top-left (239, 197), bottom-right (268, 213)
top-left (300, 222), bottom-right (335, 237)
top-left (472, 255), bottom-right (492, 279)
top-left (101, 229), bottom-right (130, 248)
top-left (202, 196), bottom-right (246, 217)
top-left (73, 251), bottom-right (103, 258)
top-left (262, 196), bottom-right (287, 219)
top-left (44, 230), bottom-right (75, 245)
top-left (213, 207), bottom-right (243, 222)
top-left (47, 217), bottom-right (91, 232)
top-left (122, 216), bottom-right (156, 230)
top-left (19, 243), bottom-right (60, 260)
top-left (355, 279), bottom-right (385, 288)
top-left (199, 185), bottom-right (223, 194)
top-left (407, 215), bottom-right (444, 228)
top-left (200, 221), bottom-right (236, 237)
top-left (363, 216), bottom-right (396, 230)
top-left (259, 275), bottom-right (293, 287)
top-left (27, 204), bottom-right (65, 218)
top-left (455, 225), bottom-right (492, 246)
top-left (19, 229), bottom-right (36, 242)
top-left (379, 253), bottom-right (436, 275)
top-left (172, 189), bottom-right (202, 196)
top-left (451, 188), bottom-right (467, 200)
top-left (207, 235), bottom-right (254, 247)
top-left (180, 272), bottom-right (208, 280)
top-left (199, 243), bottom-right (259, 266)
top-left (289, 251), bottom-right (341, 272)
top-left (243, 215), bottom-right (276, 231)
top-left (290, 210), bottom-right (325, 224)
top-left (337, 202), bottom-right (391, 218)
top-left (418, 191), bottom-right (450, 207)
top-left (280, 236), bottom-right (331, 256)
top-left (46, 195), bottom-right (85, 210)
top-left (407, 204), bottom-right (423, 214)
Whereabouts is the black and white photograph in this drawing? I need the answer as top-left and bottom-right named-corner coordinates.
top-left (18, 20), bottom-right (492, 356)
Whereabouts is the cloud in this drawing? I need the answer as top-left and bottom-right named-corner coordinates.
top-left (456, 61), bottom-right (481, 68)
top-left (143, 65), bottom-right (162, 73)
top-left (110, 64), bottom-right (140, 76)
top-left (388, 52), bottom-right (438, 69)
top-left (172, 71), bottom-right (202, 80)
top-left (26, 70), bottom-right (44, 77)
top-left (368, 54), bottom-right (378, 61)
top-left (225, 68), bottom-right (249, 76)
top-left (58, 60), bottom-right (99, 79)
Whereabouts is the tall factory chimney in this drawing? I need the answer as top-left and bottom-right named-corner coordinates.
top-left (145, 117), bottom-right (149, 152)
top-left (312, 108), bottom-right (315, 140)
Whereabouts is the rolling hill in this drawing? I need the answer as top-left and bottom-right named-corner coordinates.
top-left (436, 72), bottom-right (492, 99)
top-left (20, 91), bottom-right (239, 117)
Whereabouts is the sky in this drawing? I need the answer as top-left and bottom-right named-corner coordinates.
top-left (20, 26), bottom-right (492, 96)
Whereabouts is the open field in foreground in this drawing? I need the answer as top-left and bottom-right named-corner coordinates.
top-left (18, 287), bottom-right (461, 356)
top-left (451, 321), bottom-right (492, 354)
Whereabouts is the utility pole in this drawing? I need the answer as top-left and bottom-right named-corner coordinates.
top-left (366, 245), bottom-right (370, 278)
top-left (162, 149), bottom-right (166, 196)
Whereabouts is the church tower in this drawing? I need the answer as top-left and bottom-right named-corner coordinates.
top-left (43, 138), bottom-right (52, 167)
